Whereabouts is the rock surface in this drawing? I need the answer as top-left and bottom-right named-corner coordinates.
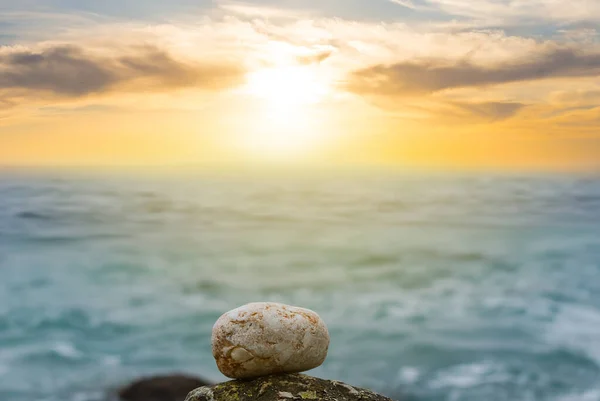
top-left (212, 303), bottom-right (329, 379)
top-left (118, 374), bottom-right (212, 401)
top-left (185, 373), bottom-right (397, 401)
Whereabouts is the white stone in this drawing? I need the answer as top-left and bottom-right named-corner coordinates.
top-left (211, 302), bottom-right (330, 379)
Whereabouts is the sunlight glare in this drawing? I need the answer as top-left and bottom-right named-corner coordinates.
top-left (245, 66), bottom-right (329, 106)
top-left (236, 65), bottom-right (332, 160)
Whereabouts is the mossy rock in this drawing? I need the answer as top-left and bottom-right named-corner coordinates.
top-left (185, 373), bottom-right (396, 401)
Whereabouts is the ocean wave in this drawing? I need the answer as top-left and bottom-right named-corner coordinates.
top-left (544, 304), bottom-right (600, 367)
top-left (428, 362), bottom-right (505, 389)
top-left (15, 211), bottom-right (55, 221)
top-left (2, 173), bottom-right (600, 401)
top-left (51, 342), bottom-right (83, 360)
top-left (0, 341), bottom-right (82, 365)
top-left (555, 389), bottom-right (600, 401)
top-left (69, 391), bottom-right (106, 401)
top-left (397, 366), bottom-right (421, 384)
top-left (11, 308), bottom-right (134, 339)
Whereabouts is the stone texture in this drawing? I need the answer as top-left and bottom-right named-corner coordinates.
top-left (212, 303), bottom-right (330, 379)
top-left (185, 373), bottom-right (398, 401)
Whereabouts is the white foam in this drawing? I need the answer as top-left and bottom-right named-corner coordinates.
top-left (397, 366), bottom-right (421, 384)
top-left (70, 391), bottom-right (105, 401)
top-left (102, 355), bottom-right (121, 366)
top-left (545, 303), bottom-right (600, 365)
top-left (429, 362), bottom-right (499, 389)
top-left (555, 389), bottom-right (600, 401)
top-left (52, 341), bottom-right (82, 359)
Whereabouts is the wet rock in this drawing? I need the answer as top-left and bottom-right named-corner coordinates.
top-left (118, 374), bottom-right (212, 401)
top-left (185, 373), bottom-right (398, 401)
top-left (212, 302), bottom-right (330, 379)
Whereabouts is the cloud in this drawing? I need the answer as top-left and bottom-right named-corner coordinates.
top-left (553, 106), bottom-right (600, 128)
top-left (371, 96), bottom-right (526, 122)
top-left (388, 0), bottom-right (419, 10)
top-left (37, 104), bottom-right (126, 115)
top-left (296, 50), bottom-right (333, 65)
top-left (0, 44), bottom-right (244, 100)
top-left (217, 1), bottom-right (306, 19)
top-left (0, 9), bottom-right (598, 130)
top-left (451, 101), bottom-right (525, 121)
top-left (346, 47), bottom-right (600, 97)
top-left (388, 0), bottom-right (600, 25)
top-left (550, 89), bottom-right (600, 106)
top-left (0, 46), bottom-right (117, 96)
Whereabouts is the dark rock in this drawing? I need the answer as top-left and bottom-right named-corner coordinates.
top-left (119, 374), bottom-right (212, 401)
top-left (185, 373), bottom-right (397, 401)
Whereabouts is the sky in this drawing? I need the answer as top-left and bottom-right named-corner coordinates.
top-left (0, 0), bottom-right (599, 170)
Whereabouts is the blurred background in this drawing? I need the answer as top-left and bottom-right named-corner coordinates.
top-left (3, 0), bottom-right (600, 400)
top-left (1, 169), bottom-right (599, 401)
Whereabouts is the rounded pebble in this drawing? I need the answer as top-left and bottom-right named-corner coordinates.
top-left (212, 302), bottom-right (330, 379)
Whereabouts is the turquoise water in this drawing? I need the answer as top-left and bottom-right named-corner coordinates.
top-left (1, 170), bottom-right (600, 401)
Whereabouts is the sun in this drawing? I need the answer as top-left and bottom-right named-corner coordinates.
top-left (235, 65), bottom-right (332, 160)
top-left (245, 66), bottom-right (329, 106)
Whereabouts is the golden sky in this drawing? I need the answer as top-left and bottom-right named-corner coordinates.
top-left (0, 0), bottom-right (599, 170)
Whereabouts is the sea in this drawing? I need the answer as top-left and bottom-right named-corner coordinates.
top-left (1, 169), bottom-right (600, 401)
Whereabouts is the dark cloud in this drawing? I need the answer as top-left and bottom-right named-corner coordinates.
top-left (0, 46), bottom-right (115, 95)
top-left (0, 45), bottom-right (244, 98)
top-left (347, 47), bottom-right (600, 96)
